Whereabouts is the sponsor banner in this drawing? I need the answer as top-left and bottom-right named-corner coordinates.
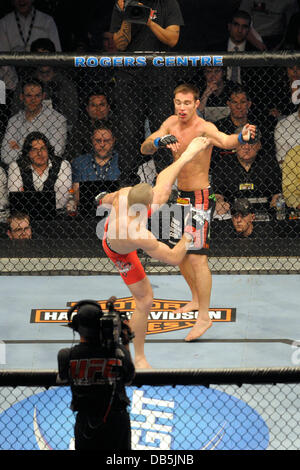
top-left (30, 298), bottom-right (236, 335)
top-left (0, 385), bottom-right (269, 450)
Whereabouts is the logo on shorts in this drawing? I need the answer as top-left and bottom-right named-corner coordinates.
top-left (115, 260), bottom-right (132, 275)
top-left (30, 298), bottom-right (236, 334)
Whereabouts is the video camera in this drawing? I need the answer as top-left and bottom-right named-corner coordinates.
top-left (100, 296), bottom-right (135, 349)
top-left (122, 1), bottom-right (156, 25)
top-left (67, 296), bottom-right (134, 349)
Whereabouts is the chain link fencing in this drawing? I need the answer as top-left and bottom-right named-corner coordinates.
top-left (0, 368), bottom-right (299, 450)
top-left (0, 52), bottom-right (299, 274)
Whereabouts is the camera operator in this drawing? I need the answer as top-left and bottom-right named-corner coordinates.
top-left (109, 0), bottom-right (184, 183)
top-left (57, 298), bottom-right (135, 451)
top-left (111, 0), bottom-right (183, 52)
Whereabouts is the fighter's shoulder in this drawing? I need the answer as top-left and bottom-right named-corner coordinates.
top-left (197, 118), bottom-right (218, 135)
top-left (162, 115), bottom-right (178, 130)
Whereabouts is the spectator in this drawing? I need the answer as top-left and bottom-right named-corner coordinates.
top-left (0, 0), bottom-right (62, 52)
top-left (212, 85), bottom-right (258, 163)
top-left (0, 164), bottom-right (8, 223)
top-left (11, 38), bottom-right (78, 130)
top-left (193, 67), bottom-right (235, 122)
top-left (66, 91), bottom-right (115, 161)
top-left (283, 11), bottom-right (300, 49)
top-left (1, 78), bottom-right (67, 165)
top-left (101, 31), bottom-right (118, 52)
top-left (7, 131), bottom-right (71, 210)
top-left (0, 65), bottom-right (18, 143)
top-left (71, 122), bottom-right (120, 203)
top-left (231, 198), bottom-right (255, 237)
top-left (109, 0), bottom-right (184, 183)
top-left (239, 0), bottom-right (299, 50)
top-left (6, 211), bottom-right (32, 239)
top-left (214, 85), bottom-right (254, 132)
top-left (226, 10), bottom-right (264, 84)
top-left (268, 65), bottom-right (300, 120)
top-left (274, 105), bottom-right (300, 167)
top-left (212, 129), bottom-right (282, 221)
top-left (282, 145), bottom-right (300, 210)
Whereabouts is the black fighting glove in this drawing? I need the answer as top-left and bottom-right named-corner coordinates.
top-left (154, 134), bottom-right (178, 148)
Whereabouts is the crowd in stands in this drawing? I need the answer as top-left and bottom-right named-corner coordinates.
top-left (0, 0), bottom-right (299, 242)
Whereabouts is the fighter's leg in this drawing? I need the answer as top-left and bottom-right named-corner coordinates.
top-left (184, 253), bottom-right (213, 342)
top-left (173, 255), bottom-right (199, 314)
top-left (127, 276), bottom-right (154, 369)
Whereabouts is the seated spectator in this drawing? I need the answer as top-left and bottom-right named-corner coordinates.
top-left (101, 31), bottom-right (118, 52)
top-left (231, 198), bottom-right (255, 237)
top-left (6, 211), bottom-right (32, 240)
top-left (7, 131), bottom-right (71, 211)
top-left (282, 145), bottom-right (300, 210)
top-left (71, 122), bottom-right (120, 204)
top-left (274, 105), bottom-right (300, 167)
top-left (0, 164), bottom-right (8, 223)
top-left (0, 65), bottom-right (18, 142)
top-left (267, 65), bottom-right (300, 120)
top-left (212, 85), bottom-right (258, 163)
top-left (0, 0), bottom-right (61, 52)
top-left (1, 78), bottom-right (67, 165)
top-left (65, 91), bottom-right (115, 161)
top-left (11, 38), bottom-right (78, 130)
top-left (212, 129), bottom-right (282, 221)
top-left (214, 10), bottom-right (263, 79)
top-left (193, 67), bottom-right (235, 122)
top-left (239, 0), bottom-right (299, 50)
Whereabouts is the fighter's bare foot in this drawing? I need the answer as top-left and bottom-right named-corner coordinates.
top-left (184, 319), bottom-right (213, 342)
top-left (173, 301), bottom-right (199, 314)
top-left (134, 358), bottom-right (153, 370)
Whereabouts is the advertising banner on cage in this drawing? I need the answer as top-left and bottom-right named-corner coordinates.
top-left (0, 385), bottom-right (269, 451)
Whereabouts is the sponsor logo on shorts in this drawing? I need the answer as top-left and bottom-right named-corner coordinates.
top-left (31, 298), bottom-right (236, 334)
top-left (115, 260), bottom-right (132, 275)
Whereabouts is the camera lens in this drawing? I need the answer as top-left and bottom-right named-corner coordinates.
top-left (130, 6), bottom-right (141, 18)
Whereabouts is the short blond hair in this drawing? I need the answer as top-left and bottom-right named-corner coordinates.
top-left (127, 183), bottom-right (153, 208)
top-left (173, 83), bottom-right (200, 101)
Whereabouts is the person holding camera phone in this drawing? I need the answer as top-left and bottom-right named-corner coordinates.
top-left (57, 297), bottom-right (135, 451)
top-left (109, 0), bottom-right (184, 184)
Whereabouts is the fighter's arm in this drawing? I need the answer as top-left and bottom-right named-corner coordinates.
top-left (204, 122), bottom-right (256, 150)
top-left (136, 231), bottom-right (192, 266)
top-left (141, 116), bottom-right (180, 155)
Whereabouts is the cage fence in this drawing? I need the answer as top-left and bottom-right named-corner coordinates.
top-left (0, 52), bottom-right (299, 274)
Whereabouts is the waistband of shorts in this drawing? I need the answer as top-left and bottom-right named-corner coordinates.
top-left (178, 186), bottom-right (214, 202)
top-left (178, 186), bottom-right (211, 196)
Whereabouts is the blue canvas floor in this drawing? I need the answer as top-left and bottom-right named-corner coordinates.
top-left (0, 274), bottom-right (299, 370)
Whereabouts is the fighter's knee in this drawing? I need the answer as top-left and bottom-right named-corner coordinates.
top-left (189, 254), bottom-right (209, 269)
top-left (136, 292), bottom-right (153, 311)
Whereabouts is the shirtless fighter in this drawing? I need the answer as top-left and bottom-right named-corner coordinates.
top-left (99, 136), bottom-right (211, 368)
top-left (141, 83), bottom-right (256, 342)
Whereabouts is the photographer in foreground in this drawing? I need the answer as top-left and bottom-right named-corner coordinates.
top-left (57, 297), bottom-right (135, 451)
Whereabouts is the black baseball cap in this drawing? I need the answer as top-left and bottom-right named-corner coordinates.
top-left (231, 199), bottom-right (253, 216)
